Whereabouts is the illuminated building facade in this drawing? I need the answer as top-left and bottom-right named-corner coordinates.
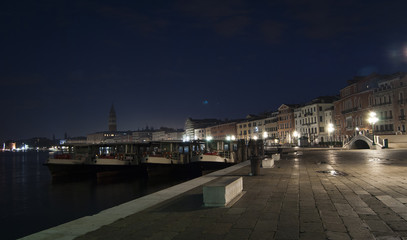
top-left (277, 104), bottom-right (299, 144)
top-left (294, 96), bottom-right (337, 144)
top-left (333, 74), bottom-right (378, 141)
top-left (206, 122), bottom-right (237, 140)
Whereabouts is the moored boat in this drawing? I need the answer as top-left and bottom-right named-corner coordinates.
top-left (44, 140), bottom-right (245, 179)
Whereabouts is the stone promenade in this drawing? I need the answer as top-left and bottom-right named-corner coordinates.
top-left (76, 150), bottom-right (407, 240)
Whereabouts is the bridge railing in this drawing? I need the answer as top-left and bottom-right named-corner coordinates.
top-left (343, 133), bottom-right (387, 149)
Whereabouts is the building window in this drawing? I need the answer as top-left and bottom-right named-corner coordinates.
top-left (346, 117), bottom-right (352, 129)
top-left (320, 127), bottom-right (325, 132)
top-left (319, 116), bottom-right (323, 122)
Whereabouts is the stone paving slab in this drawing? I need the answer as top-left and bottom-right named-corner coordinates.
top-left (22, 149), bottom-right (407, 239)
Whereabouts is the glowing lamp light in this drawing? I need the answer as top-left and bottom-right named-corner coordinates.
top-left (368, 111), bottom-right (379, 145)
top-left (263, 132), bottom-right (268, 139)
top-left (293, 131), bottom-right (298, 137)
top-left (327, 123), bottom-right (335, 133)
top-left (368, 112), bottom-right (378, 125)
top-left (253, 136), bottom-right (258, 141)
top-left (231, 135), bottom-right (236, 140)
top-left (226, 136), bottom-right (231, 141)
top-left (206, 136), bottom-right (213, 141)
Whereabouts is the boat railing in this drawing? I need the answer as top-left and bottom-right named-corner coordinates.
top-left (218, 151), bottom-right (231, 159)
top-left (97, 154), bottom-right (116, 159)
top-left (203, 152), bottom-right (218, 156)
top-left (53, 154), bottom-right (72, 159)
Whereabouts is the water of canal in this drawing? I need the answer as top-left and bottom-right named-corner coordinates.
top-left (0, 151), bottom-right (196, 240)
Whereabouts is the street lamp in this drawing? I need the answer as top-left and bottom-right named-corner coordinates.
top-left (368, 112), bottom-right (379, 145)
top-left (263, 132), bottom-right (268, 139)
top-left (293, 131), bottom-right (299, 146)
top-left (327, 123), bottom-right (335, 147)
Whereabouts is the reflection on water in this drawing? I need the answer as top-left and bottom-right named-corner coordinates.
top-left (0, 151), bottom-right (196, 240)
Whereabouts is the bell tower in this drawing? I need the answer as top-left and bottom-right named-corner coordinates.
top-left (108, 104), bottom-right (117, 132)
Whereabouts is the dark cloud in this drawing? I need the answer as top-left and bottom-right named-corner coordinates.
top-left (175, 0), bottom-right (249, 20)
top-left (85, 2), bottom-right (169, 37)
top-left (175, 0), bottom-right (251, 37)
top-left (2, 0), bottom-right (407, 141)
top-left (214, 15), bottom-right (251, 37)
top-left (286, 0), bottom-right (363, 40)
top-left (0, 74), bottom-right (45, 87)
top-left (260, 20), bottom-right (284, 44)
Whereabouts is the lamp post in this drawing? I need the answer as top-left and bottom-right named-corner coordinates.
top-left (327, 123), bottom-right (335, 147)
top-left (355, 127), bottom-right (359, 136)
top-left (263, 131), bottom-right (268, 139)
top-left (293, 131), bottom-right (299, 146)
top-left (368, 112), bottom-right (379, 145)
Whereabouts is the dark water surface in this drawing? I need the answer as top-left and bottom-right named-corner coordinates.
top-left (0, 151), bottom-right (194, 240)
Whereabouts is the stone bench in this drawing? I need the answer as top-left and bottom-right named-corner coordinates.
top-left (203, 176), bottom-right (243, 207)
top-left (272, 153), bottom-right (281, 160)
top-left (262, 158), bottom-right (274, 168)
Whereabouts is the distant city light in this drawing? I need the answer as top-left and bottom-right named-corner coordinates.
top-left (327, 123), bottom-right (335, 133)
top-left (368, 112), bottom-right (378, 125)
top-left (368, 111), bottom-right (379, 145)
top-left (263, 132), bottom-right (268, 139)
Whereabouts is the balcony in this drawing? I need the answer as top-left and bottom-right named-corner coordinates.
top-left (398, 99), bottom-right (407, 105)
top-left (373, 102), bottom-right (392, 107)
top-left (341, 107), bottom-right (358, 115)
top-left (399, 115), bottom-right (406, 121)
top-left (374, 86), bottom-right (392, 92)
top-left (381, 116), bottom-right (393, 120)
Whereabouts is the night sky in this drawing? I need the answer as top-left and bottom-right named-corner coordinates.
top-left (2, 0), bottom-right (407, 142)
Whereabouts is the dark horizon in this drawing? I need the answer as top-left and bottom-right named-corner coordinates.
top-left (2, 0), bottom-right (407, 142)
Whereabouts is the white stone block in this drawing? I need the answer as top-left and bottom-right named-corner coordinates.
top-left (262, 159), bottom-right (274, 168)
top-left (203, 177), bottom-right (243, 207)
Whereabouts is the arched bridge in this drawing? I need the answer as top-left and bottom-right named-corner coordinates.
top-left (343, 135), bottom-right (382, 149)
